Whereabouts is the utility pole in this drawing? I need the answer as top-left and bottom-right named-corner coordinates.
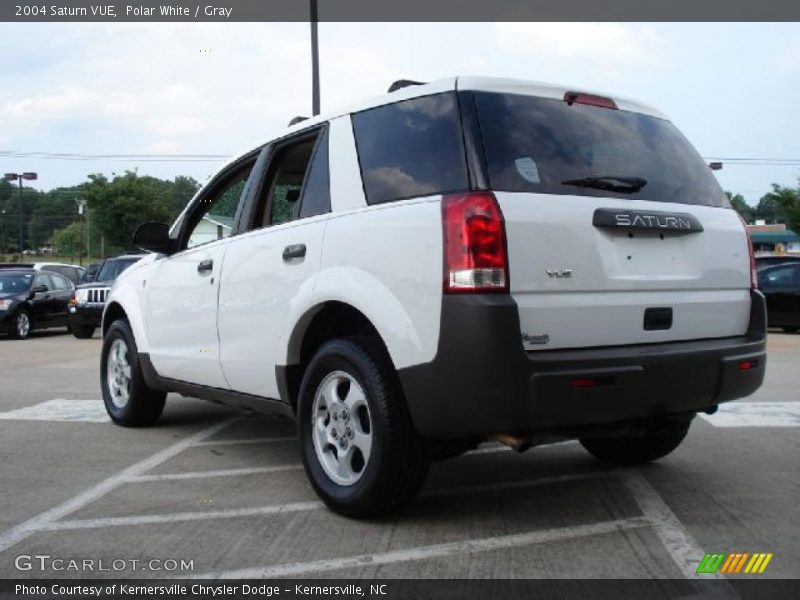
top-left (310, 0), bottom-right (320, 116)
top-left (0, 209), bottom-right (5, 256)
top-left (4, 172), bottom-right (37, 255)
top-left (76, 199), bottom-right (87, 266)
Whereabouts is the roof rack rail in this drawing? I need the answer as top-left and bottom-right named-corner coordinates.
top-left (288, 116), bottom-right (309, 126)
top-left (387, 79), bottom-right (426, 93)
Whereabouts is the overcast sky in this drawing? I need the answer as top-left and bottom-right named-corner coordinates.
top-left (1, 22), bottom-right (798, 205)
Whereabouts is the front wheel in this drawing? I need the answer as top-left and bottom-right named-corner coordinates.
top-left (580, 419), bottom-right (691, 465)
top-left (71, 323), bottom-right (96, 339)
top-left (298, 338), bottom-right (429, 517)
top-left (101, 319), bottom-right (166, 427)
top-left (9, 308), bottom-right (32, 339)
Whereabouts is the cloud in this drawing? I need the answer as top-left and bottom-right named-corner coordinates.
top-left (494, 23), bottom-right (665, 69)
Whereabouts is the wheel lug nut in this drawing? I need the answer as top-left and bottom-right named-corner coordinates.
top-left (339, 438), bottom-right (347, 449)
top-left (332, 411), bottom-right (338, 421)
top-left (341, 409), bottom-right (349, 421)
top-left (331, 429), bottom-right (338, 439)
top-left (346, 427), bottom-right (353, 438)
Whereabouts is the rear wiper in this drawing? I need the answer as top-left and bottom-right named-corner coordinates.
top-left (561, 175), bottom-right (648, 194)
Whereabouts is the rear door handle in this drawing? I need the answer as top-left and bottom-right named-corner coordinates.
top-left (282, 244), bottom-right (306, 261)
top-left (197, 259), bottom-right (213, 273)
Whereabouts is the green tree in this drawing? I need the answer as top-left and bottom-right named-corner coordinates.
top-left (169, 176), bottom-right (201, 218)
top-left (725, 192), bottom-right (754, 222)
top-left (53, 222), bottom-right (82, 256)
top-left (27, 187), bottom-right (82, 250)
top-left (82, 171), bottom-right (172, 251)
top-left (759, 184), bottom-right (800, 232)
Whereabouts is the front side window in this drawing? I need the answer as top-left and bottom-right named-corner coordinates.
top-left (49, 273), bottom-right (71, 290)
top-left (473, 92), bottom-right (728, 207)
top-left (186, 161), bottom-right (255, 249)
top-left (352, 92), bottom-right (469, 205)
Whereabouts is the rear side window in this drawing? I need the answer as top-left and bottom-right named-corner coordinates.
top-left (352, 92), bottom-right (468, 205)
top-left (473, 92), bottom-right (728, 207)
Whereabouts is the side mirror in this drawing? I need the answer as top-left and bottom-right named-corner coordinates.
top-left (133, 223), bottom-right (174, 254)
top-left (32, 284), bottom-right (48, 294)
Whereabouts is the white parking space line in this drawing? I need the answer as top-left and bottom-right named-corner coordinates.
top-left (621, 471), bottom-right (723, 581)
top-left (193, 436), bottom-right (297, 446)
top-left (0, 399), bottom-right (108, 423)
top-left (131, 464), bottom-right (304, 482)
top-left (193, 516), bottom-right (651, 579)
top-left (47, 501), bottom-right (324, 531)
top-left (699, 401), bottom-right (800, 427)
top-left (0, 417), bottom-right (239, 554)
top-left (35, 472), bottom-right (609, 532)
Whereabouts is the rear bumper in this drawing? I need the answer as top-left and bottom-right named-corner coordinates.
top-left (398, 290), bottom-right (767, 439)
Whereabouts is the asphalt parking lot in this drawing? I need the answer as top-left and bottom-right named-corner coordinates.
top-left (0, 330), bottom-right (798, 580)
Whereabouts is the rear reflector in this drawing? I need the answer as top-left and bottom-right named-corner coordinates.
top-left (442, 192), bottom-right (509, 294)
top-left (739, 360), bottom-right (758, 371)
top-left (564, 91), bottom-right (618, 110)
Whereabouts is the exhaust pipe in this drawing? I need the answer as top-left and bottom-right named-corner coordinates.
top-left (489, 433), bottom-right (532, 453)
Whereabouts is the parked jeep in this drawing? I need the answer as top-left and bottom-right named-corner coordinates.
top-left (101, 77), bottom-right (766, 516)
top-left (69, 255), bottom-right (143, 338)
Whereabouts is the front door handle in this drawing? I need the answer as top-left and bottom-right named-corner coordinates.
top-left (197, 259), bottom-right (213, 273)
top-left (282, 244), bottom-right (307, 261)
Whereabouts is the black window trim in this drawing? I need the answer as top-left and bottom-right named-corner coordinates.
top-left (244, 123), bottom-right (328, 232)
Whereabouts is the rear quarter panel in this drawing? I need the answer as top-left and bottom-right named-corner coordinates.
top-left (313, 197), bottom-right (443, 370)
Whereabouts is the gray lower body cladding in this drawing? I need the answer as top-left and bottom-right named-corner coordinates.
top-left (397, 291), bottom-right (767, 440)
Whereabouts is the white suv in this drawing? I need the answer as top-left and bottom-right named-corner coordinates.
top-left (101, 77), bottom-right (766, 517)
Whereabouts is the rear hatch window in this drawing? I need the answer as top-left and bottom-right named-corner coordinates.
top-left (472, 92), bottom-right (728, 207)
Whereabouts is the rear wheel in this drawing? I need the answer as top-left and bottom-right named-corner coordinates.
top-left (580, 418), bottom-right (691, 465)
top-left (101, 319), bottom-right (166, 427)
top-left (298, 338), bottom-right (429, 517)
top-left (71, 323), bottom-right (95, 339)
top-left (9, 309), bottom-right (32, 339)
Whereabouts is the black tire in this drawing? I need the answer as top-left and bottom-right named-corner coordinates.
top-left (298, 337), bottom-right (429, 517)
top-left (101, 319), bottom-right (166, 427)
top-left (9, 308), bottom-right (32, 339)
top-left (580, 421), bottom-right (690, 465)
top-left (782, 326), bottom-right (799, 334)
top-left (71, 323), bottom-right (95, 339)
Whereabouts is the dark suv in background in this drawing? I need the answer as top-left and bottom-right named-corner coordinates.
top-left (68, 255), bottom-right (143, 338)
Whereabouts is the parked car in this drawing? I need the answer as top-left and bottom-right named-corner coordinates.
top-left (0, 261), bottom-right (85, 285)
top-left (68, 255), bottom-right (144, 338)
top-left (100, 77), bottom-right (766, 517)
top-left (755, 255), bottom-right (800, 270)
top-left (757, 262), bottom-right (800, 332)
top-left (0, 269), bottom-right (74, 339)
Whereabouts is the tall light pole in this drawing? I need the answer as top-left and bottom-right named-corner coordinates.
top-left (310, 0), bottom-right (320, 116)
top-left (4, 172), bottom-right (37, 255)
top-left (0, 209), bottom-right (5, 256)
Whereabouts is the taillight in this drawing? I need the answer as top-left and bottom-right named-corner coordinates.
top-left (739, 215), bottom-right (757, 289)
top-left (442, 192), bottom-right (509, 293)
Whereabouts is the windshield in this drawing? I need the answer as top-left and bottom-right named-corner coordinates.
top-left (96, 258), bottom-right (139, 282)
top-left (473, 92), bottom-right (728, 206)
top-left (0, 272), bottom-right (34, 294)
